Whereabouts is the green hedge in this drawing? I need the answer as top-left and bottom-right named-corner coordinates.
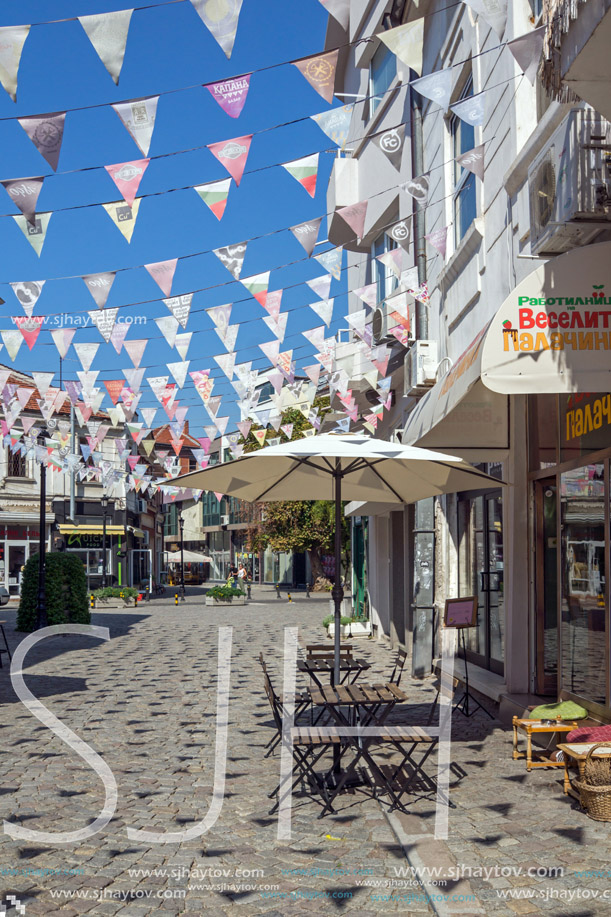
top-left (93, 586), bottom-right (139, 600)
top-left (206, 584), bottom-right (245, 599)
top-left (17, 552), bottom-right (90, 632)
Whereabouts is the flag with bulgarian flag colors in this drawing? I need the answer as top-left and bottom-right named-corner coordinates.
top-left (281, 153), bottom-right (319, 198)
top-left (240, 271), bottom-right (270, 307)
top-left (194, 178), bottom-right (231, 220)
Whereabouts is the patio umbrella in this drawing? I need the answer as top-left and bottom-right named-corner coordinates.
top-left (169, 433), bottom-right (503, 683)
top-left (165, 550), bottom-right (212, 563)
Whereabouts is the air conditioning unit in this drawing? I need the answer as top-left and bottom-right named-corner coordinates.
top-left (404, 341), bottom-right (439, 396)
top-left (220, 514), bottom-right (230, 526)
top-left (137, 499), bottom-right (148, 513)
top-left (372, 305), bottom-right (413, 345)
top-left (528, 108), bottom-right (611, 256)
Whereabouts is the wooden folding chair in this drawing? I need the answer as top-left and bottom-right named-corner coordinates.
top-left (261, 666), bottom-right (310, 758)
top-left (387, 647), bottom-right (408, 687)
top-left (268, 727), bottom-right (343, 816)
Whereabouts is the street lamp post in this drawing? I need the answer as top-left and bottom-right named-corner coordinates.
top-left (179, 515), bottom-right (185, 601)
top-left (36, 430), bottom-right (48, 629)
top-left (101, 494), bottom-right (109, 589)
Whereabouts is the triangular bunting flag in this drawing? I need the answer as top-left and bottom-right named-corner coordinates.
top-left (259, 339), bottom-right (280, 365)
top-left (318, 0), bottom-right (349, 29)
top-left (17, 111), bottom-right (65, 171)
top-left (104, 380), bottom-right (125, 405)
top-left (32, 371), bottom-right (54, 397)
top-left (306, 274), bottom-right (332, 300)
top-left (379, 19), bottom-right (424, 76)
top-left (309, 298), bottom-right (334, 326)
top-left (102, 198), bottom-right (141, 242)
top-left (304, 364), bottom-right (321, 387)
top-left (13, 212), bottom-right (52, 256)
top-left (401, 173), bottom-right (430, 207)
top-left (82, 272), bottom-right (116, 310)
top-left (194, 177), bottom-right (231, 220)
top-left (204, 74), bottom-right (251, 117)
top-left (314, 247), bottom-right (342, 280)
top-left (214, 352), bottom-right (236, 380)
top-left (386, 217), bottom-right (411, 250)
top-left (74, 343), bottom-right (99, 372)
top-left (110, 322), bottom-right (129, 353)
top-left (337, 201), bottom-right (368, 241)
top-left (293, 50), bottom-right (338, 104)
top-left (240, 271), bottom-right (270, 307)
top-left (450, 92), bottom-right (486, 126)
top-left (112, 96), bottom-right (159, 156)
top-left (373, 126), bottom-right (405, 171)
top-left (78, 10), bottom-right (133, 84)
top-left (167, 360), bottom-right (190, 389)
top-left (88, 308), bottom-right (119, 343)
top-left (14, 316), bottom-right (44, 350)
top-left (0, 25), bottom-right (30, 102)
top-left (1, 330), bottom-right (23, 361)
top-left (507, 26), bottom-right (546, 85)
top-left (10, 281), bottom-right (44, 318)
top-left (456, 144), bottom-right (485, 181)
top-left (310, 104), bottom-right (354, 150)
top-left (50, 328), bottom-right (75, 359)
top-left (462, 0), bottom-right (508, 40)
top-left (145, 258), bottom-right (178, 297)
top-left (163, 294), bottom-right (192, 329)
top-left (282, 153), bottom-right (319, 197)
top-left (190, 0), bottom-right (244, 58)
top-left (425, 225), bottom-right (448, 258)
top-left (290, 217), bottom-right (322, 257)
top-left (124, 339), bottom-right (147, 368)
top-left (213, 241), bottom-right (247, 279)
top-left (411, 68), bottom-right (453, 111)
top-left (156, 315), bottom-right (179, 348)
top-left (2, 177), bottom-right (44, 226)
top-left (105, 160), bottom-right (149, 208)
top-left (207, 134), bottom-right (252, 186)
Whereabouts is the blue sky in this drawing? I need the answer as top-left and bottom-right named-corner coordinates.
top-left (0, 0), bottom-right (349, 433)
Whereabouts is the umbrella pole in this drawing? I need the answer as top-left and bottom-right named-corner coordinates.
top-left (332, 461), bottom-right (344, 687)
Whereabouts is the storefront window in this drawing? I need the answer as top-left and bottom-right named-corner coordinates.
top-left (560, 463), bottom-right (606, 705)
top-left (560, 393), bottom-right (611, 464)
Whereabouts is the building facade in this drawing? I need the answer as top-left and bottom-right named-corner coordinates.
top-left (331, 0), bottom-right (611, 718)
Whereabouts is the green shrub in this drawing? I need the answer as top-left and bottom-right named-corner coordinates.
top-left (206, 584), bottom-right (245, 600)
top-left (322, 614), bottom-right (356, 627)
top-left (17, 552), bottom-right (89, 632)
top-left (93, 586), bottom-right (139, 600)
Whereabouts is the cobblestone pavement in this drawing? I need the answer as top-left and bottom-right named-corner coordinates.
top-left (0, 587), bottom-right (610, 916)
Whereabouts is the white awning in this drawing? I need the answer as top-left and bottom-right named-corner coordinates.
top-left (345, 501), bottom-right (400, 517)
top-left (402, 321), bottom-right (509, 461)
top-left (481, 240), bottom-right (611, 393)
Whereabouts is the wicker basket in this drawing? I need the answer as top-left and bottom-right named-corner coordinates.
top-left (574, 742), bottom-right (611, 821)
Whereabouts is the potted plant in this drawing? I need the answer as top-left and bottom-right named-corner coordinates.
top-left (323, 614), bottom-right (372, 638)
top-left (205, 584), bottom-right (247, 606)
top-left (92, 586), bottom-right (140, 608)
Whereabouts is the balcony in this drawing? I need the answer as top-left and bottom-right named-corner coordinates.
top-left (543, 0), bottom-right (611, 119)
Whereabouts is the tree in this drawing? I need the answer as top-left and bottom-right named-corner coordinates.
top-left (241, 396), bottom-right (351, 586)
top-left (17, 552), bottom-right (90, 632)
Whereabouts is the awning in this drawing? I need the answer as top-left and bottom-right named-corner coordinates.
top-left (403, 241), bottom-right (611, 455)
top-left (481, 240), bottom-right (611, 394)
top-left (402, 321), bottom-right (509, 461)
top-left (345, 501), bottom-right (401, 517)
top-left (59, 524), bottom-right (125, 535)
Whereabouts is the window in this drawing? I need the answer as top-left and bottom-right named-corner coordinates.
top-left (371, 231), bottom-right (398, 306)
top-left (369, 43), bottom-right (396, 117)
top-left (7, 448), bottom-right (27, 478)
top-left (451, 77), bottom-right (477, 245)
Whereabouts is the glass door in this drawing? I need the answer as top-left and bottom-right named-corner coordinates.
top-left (7, 543), bottom-right (27, 596)
top-left (534, 479), bottom-right (558, 694)
top-left (458, 491), bottom-right (504, 675)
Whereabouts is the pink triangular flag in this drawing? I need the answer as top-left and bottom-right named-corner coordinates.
top-left (145, 258), bottom-right (178, 297)
top-left (207, 134), bottom-right (252, 186)
top-left (14, 316), bottom-right (44, 350)
top-left (337, 200), bottom-right (368, 240)
top-left (105, 159), bottom-right (149, 207)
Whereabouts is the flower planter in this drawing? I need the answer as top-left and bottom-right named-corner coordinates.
top-left (205, 595), bottom-right (246, 606)
top-left (327, 620), bottom-right (372, 638)
top-left (93, 598), bottom-right (136, 609)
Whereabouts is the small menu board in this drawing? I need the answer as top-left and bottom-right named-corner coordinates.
top-left (444, 596), bottom-right (478, 629)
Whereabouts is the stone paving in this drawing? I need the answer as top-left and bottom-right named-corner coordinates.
top-left (0, 587), bottom-right (610, 917)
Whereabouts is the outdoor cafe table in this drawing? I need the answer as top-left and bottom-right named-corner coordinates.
top-left (297, 656), bottom-right (371, 688)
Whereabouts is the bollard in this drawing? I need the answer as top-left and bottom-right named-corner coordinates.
top-left (275, 583), bottom-right (281, 599)
top-left (134, 595), bottom-right (138, 608)
top-left (306, 583), bottom-right (310, 598)
top-left (175, 593), bottom-right (178, 606)
top-left (144, 587), bottom-right (150, 602)
top-left (287, 592), bottom-right (292, 603)
top-left (247, 582), bottom-right (251, 600)
top-left (90, 594), bottom-right (94, 609)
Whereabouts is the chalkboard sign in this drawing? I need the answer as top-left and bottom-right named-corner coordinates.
top-left (444, 596), bottom-right (477, 628)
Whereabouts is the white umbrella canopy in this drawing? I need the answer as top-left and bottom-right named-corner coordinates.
top-left (168, 433), bottom-right (501, 503)
top-left (165, 550), bottom-right (211, 563)
top-left (169, 433), bottom-right (503, 682)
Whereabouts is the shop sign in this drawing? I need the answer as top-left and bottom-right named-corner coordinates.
top-left (481, 241), bottom-right (611, 394)
top-left (67, 532), bottom-right (108, 549)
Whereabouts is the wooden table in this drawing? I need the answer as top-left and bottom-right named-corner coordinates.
top-left (298, 657), bottom-right (371, 688)
top-left (512, 717), bottom-right (578, 771)
top-left (557, 742), bottom-right (611, 800)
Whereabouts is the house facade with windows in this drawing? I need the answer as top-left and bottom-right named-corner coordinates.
top-left (331, 0), bottom-right (611, 719)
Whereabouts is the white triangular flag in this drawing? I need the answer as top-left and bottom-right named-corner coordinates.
top-left (309, 299), bottom-right (334, 327)
top-left (167, 360), bottom-right (190, 389)
top-left (78, 10), bottom-right (134, 84)
top-left (163, 294), bottom-right (192, 329)
top-left (74, 342), bottom-right (99, 372)
top-left (155, 315), bottom-right (179, 348)
top-left (0, 26), bottom-right (30, 102)
top-left (112, 95), bottom-right (159, 155)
